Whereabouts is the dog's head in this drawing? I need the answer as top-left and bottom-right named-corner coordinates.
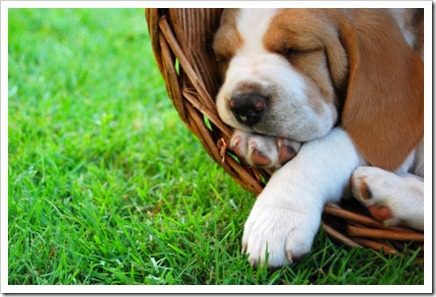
top-left (213, 8), bottom-right (423, 170)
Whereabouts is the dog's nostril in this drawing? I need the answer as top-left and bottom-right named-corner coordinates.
top-left (253, 96), bottom-right (266, 112)
top-left (228, 92), bottom-right (268, 126)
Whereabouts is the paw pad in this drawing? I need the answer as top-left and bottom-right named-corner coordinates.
top-left (249, 141), bottom-right (273, 166)
top-left (277, 138), bottom-right (299, 165)
top-left (367, 204), bottom-right (393, 222)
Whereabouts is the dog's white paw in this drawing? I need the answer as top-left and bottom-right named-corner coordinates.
top-left (351, 166), bottom-right (423, 230)
top-left (242, 195), bottom-right (320, 267)
top-left (230, 130), bottom-right (300, 170)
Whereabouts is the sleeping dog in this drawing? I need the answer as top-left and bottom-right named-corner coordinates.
top-left (213, 8), bottom-right (424, 267)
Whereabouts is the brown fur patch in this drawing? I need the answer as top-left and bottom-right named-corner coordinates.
top-left (212, 9), bottom-right (243, 77)
top-left (338, 9), bottom-right (423, 171)
top-left (264, 10), bottom-right (334, 100)
top-left (263, 9), bottom-right (348, 117)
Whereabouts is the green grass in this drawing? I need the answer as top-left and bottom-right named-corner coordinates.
top-left (8, 9), bottom-right (424, 285)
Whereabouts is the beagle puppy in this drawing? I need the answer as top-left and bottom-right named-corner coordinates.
top-left (213, 8), bottom-right (424, 267)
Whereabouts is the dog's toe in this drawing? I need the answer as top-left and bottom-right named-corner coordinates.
top-left (229, 130), bottom-right (300, 170)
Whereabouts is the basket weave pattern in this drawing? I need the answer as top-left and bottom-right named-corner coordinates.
top-left (145, 8), bottom-right (423, 255)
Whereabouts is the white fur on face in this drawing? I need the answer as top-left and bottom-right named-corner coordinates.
top-left (216, 8), bottom-right (337, 142)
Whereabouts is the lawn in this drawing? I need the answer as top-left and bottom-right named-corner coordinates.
top-left (8, 8), bottom-right (424, 285)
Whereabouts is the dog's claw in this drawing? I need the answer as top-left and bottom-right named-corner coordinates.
top-left (286, 250), bottom-right (293, 264)
top-left (241, 242), bottom-right (247, 253)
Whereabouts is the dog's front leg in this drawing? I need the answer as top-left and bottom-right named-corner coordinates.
top-left (242, 128), bottom-right (362, 267)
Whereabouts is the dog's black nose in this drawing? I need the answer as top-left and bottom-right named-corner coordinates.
top-left (228, 92), bottom-right (268, 126)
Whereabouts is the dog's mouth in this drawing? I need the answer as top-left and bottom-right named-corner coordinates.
top-left (237, 124), bottom-right (302, 145)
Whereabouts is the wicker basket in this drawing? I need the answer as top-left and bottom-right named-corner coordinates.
top-left (145, 8), bottom-right (424, 256)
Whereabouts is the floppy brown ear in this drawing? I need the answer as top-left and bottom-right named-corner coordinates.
top-left (339, 10), bottom-right (423, 171)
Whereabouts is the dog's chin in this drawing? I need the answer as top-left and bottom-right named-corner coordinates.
top-left (224, 120), bottom-right (302, 142)
top-left (252, 125), bottom-right (327, 143)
